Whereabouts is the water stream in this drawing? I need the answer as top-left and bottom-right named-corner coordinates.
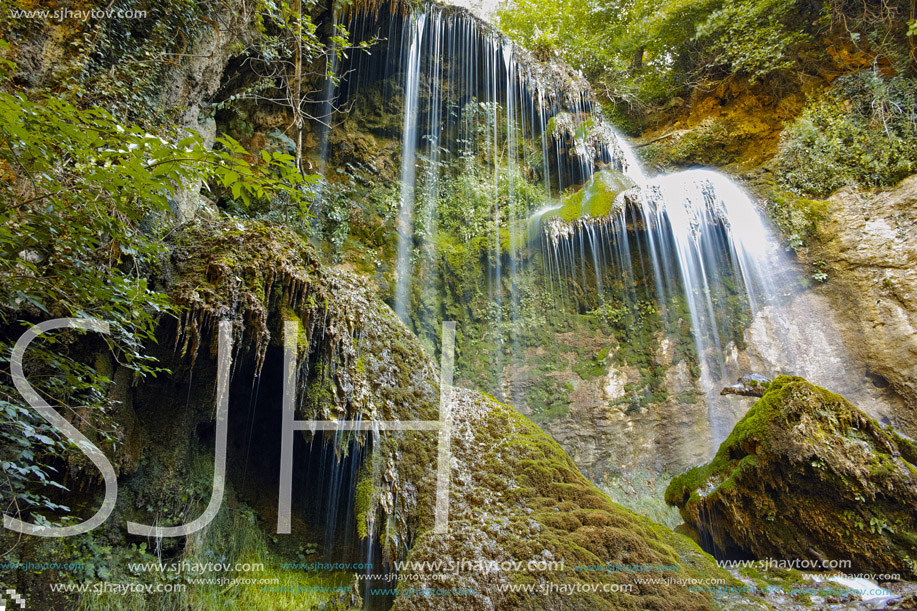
top-left (325, 2), bottom-right (899, 459)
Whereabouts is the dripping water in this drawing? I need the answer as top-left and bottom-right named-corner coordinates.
top-left (325, 2), bottom-right (896, 462)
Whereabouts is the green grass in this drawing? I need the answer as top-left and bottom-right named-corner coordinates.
top-left (75, 502), bottom-right (360, 611)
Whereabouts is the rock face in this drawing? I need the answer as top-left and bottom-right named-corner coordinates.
top-left (398, 389), bottom-right (723, 611)
top-left (161, 221), bottom-right (730, 608)
top-left (666, 376), bottom-right (917, 578)
top-left (537, 353), bottom-right (714, 480)
top-left (814, 176), bottom-right (917, 432)
top-left (738, 291), bottom-right (907, 432)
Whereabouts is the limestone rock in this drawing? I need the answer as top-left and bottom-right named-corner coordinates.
top-left (720, 374), bottom-right (772, 397)
top-left (814, 175), bottom-right (917, 432)
top-left (666, 376), bottom-right (917, 578)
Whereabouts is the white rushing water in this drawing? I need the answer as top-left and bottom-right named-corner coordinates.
top-left (394, 13), bottom-right (427, 321)
top-left (332, 3), bottom-right (900, 455)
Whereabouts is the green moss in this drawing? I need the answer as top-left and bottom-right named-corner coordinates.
top-left (639, 118), bottom-right (753, 170)
top-left (761, 185), bottom-right (829, 253)
top-left (305, 376), bottom-right (335, 413)
top-left (532, 401), bottom-right (572, 422)
top-left (666, 375), bottom-right (917, 577)
top-left (397, 393), bottom-right (732, 608)
top-left (667, 375), bottom-right (807, 506)
top-left (721, 376), bottom-right (805, 446)
top-left (572, 346), bottom-right (611, 381)
top-left (354, 476), bottom-right (376, 539)
top-left (281, 306), bottom-right (310, 347)
top-left (354, 450), bottom-right (384, 540)
top-left (893, 431), bottom-right (917, 468)
top-left (542, 170), bottom-right (635, 223)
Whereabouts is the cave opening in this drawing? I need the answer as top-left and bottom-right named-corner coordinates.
top-left (129, 318), bottom-right (399, 609)
top-left (224, 343), bottom-right (388, 585)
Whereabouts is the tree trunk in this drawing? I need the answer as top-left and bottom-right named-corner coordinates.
top-left (631, 45), bottom-right (645, 72)
top-left (294, 0), bottom-right (303, 172)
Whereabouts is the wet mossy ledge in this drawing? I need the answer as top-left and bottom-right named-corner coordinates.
top-left (666, 375), bottom-right (917, 578)
top-left (168, 219), bottom-right (438, 426)
top-left (163, 220), bottom-right (727, 608)
top-left (537, 169), bottom-right (635, 230)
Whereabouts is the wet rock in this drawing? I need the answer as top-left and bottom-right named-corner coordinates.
top-left (540, 170), bottom-right (636, 244)
top-left (740, 293), bottom-right (906, 433)
top-left (814, 175), bottom-right (917, 433)
top-left (883, 592), bottom-right (917, 610)
top-left (666, 376), bottom-right (917, 578)
top-left (720, 374), bottom-right (772, 397)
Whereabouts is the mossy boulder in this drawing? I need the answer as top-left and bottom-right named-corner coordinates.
top-left (397, 389), bottom-right (728, 611)
top-left (666, 375), bottom-right (917, 577)
top-left (540, 170), bottom-right (635, 225)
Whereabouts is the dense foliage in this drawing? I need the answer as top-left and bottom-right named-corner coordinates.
top-left (0, 0), bottom-right (211, 127)
top-left (0, 39), bottom-right (313, 523)
top-left (778, 69), bottom-right (917, 196)
top-left (497, 0), bottom-right (810, 106)
top-left (496, 0), bottom-right (915, 118)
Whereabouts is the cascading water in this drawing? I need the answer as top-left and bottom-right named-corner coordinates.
top-left (393, 13), bottom-right (426, 321)
top-left (334, 4), bottom-right (632, 398)
top-left (539, 148), bottom-right (901, 448)
top-left (623, 171), bottom-right (788, 443)
top-left (323, 2), bottom-right (902, 465)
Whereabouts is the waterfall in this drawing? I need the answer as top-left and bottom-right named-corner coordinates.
top-left (540, 155), bottom-right (899, 446)
top-left (336, 4), bottom-right (631, 397)
top-left (327, 3), bottom-right (899, 459)
top-left (637, 171), bottom-right (783, 442)
top-left (394, 12), bottom-right (427, 320)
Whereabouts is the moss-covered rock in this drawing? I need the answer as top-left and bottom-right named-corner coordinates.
top-left (168, 218), bottom-right (438, 426)
top-left (538, 171), bottom-right (637, 251)
top-left (666, 375), bottom-right (917, 577)
top-left (397, 389), bottom-right (728, 610)
top-left (540, 170), bottom-right (636, 225)
top-left (162, 220), bottom-right (729, 608)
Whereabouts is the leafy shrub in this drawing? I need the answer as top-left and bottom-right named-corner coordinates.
top-left (692, 0), bottom-right (808, 80)
top-left (778, 70), bottom-right (917, 196)
top-left (0, 41), bottom-right (311, 522)
top-left (497, 0), bottom-right (815, 111)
